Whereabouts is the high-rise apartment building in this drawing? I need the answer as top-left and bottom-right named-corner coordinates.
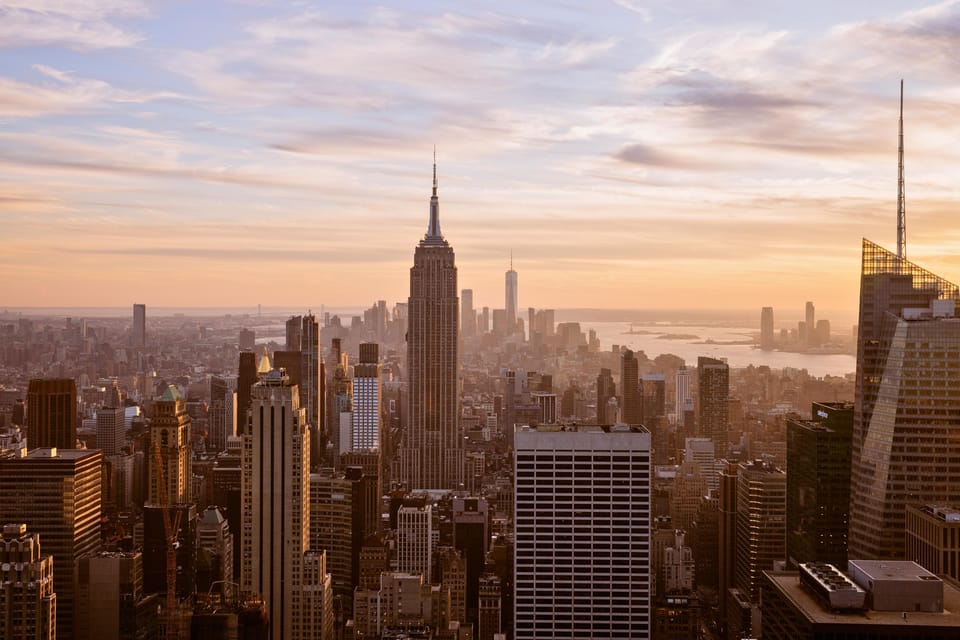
top-left (310, 470), bottom-right (355, 603)
top-left (620, 349), bottom-right (642, 425)
top-left (760, 307), bottom-right (775, 351)
top-left (850, 239), bottom-right (960, 559)
top-left (596, 368), bottom-right (616, 425)
top-left (148, 385), bottom-right (191, 505)
top-left (0, 524), bottom-right (55, 640)
top-left (505, 259), bottom-right (518, 332)
top-left (400, 159), bottom-right (462, 490)
top-left (697, 357), bottom-right (729, 446)
top-left (241, 368), bottom-right (332, 639)
top-left (641, 373), bottom-right (665, 424)
top-left (734, 459), bottom-right (786, 601)
top-left (132, 303), bottom-right (146, 347)
top-left (461, 289), bottom-right (476, 337)
top-left (786, 402), bottom-right (853, 568)
top-left (514, 424), bottom-right (651, 639)
top-left (352, 343), bottom-right (381, 451)
top-left (0, 448), bottom-right (102, 640)
top-left (26, 378), bottom-right (77, 450)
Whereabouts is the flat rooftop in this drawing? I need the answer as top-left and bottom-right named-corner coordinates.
top-left (849, 559), bottom-right (940, 582)
top-left (765, 572), bottom-right (960, 627)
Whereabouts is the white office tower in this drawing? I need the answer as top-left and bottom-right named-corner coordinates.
top-left (96, 406), bottom-right (126, 456)
top-left (396, 504), bottom-right (433, 579)
top-left (515, 424), bottom-right (652, 639)
top-left (241, 368), bottom-right (332, 640)
top-left (351, 343), bottom-right (381, 451)
top-left (675, 366), bottom-right (690, 425)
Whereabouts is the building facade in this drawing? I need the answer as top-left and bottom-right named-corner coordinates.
top-left (514, 424), bottom-right (651, 639)
top-left (148, 385), bottom-right (192, 505)
top-left (26, 378), bottom-right (77, 450)
top-left (697, 357), bottom-right (729, 446)
top-left (0, 524), bottom-right (55, 640)
top-left (400, 160), bottom-right (462, 490)
top-left (850, 239), bottom-right (960, 559)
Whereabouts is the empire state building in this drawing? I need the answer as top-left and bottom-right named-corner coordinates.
top-left (400, 157), bottom-right (462, 489)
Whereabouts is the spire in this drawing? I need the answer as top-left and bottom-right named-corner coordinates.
top-left (257, 345), bottom-right (271, 375)
top-left (423, 148), bottom-right (444, 244)
top-left (897, 79), bottom-right (906, 259)
top-left (510, 249), bottom-right (513, 271)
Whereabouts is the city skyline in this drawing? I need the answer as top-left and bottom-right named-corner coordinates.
top-left (4, 1), bottom-right (960, 310)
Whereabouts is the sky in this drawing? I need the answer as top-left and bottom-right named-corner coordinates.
top-left (3, 0), bottom-right (960, 315)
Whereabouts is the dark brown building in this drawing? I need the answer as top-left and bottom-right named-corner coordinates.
top-left (26, 378), bottom-right (77, 449)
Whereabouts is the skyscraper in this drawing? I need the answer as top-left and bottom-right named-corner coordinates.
top-left (620, 349), bottom-right (641, 425)
top-left (285, 313), bottom-right (322, 453)
top-left (352, 343), bottom-right (381, 451)
top-left (0, 524), bottom-right (55, 640)
top-left (461, 288), bottom-right (476, 338)
top-left (132, 303), bottom-right (146, 347)
top-left (697, 356), bottom-right (729, 446)
top-left (849, 239), bottom-right (960, 559)
top-left (237, 350), bottom-right (257, 436)
top-left (734, 459), bottom-right (786, 602)
top-left (96, 405), bottom-right (126, 456)
top-left (514, 424), bottom-right (651, 639)
top-left (400, 157), bottom-right (462, 490)
top-left (805, 301), bottom-right (816, 347)
top-left (760, 307), bottom-right (775, 351)
top-left (0, 448), bottom-right (103, 640)
top-left (396, 504), bottom-right (433, 579)
top-left (675, 366), bottom-right (690, 425)
top-left (26, 378), bottom-right (77, 450)
top-left (148, 385), bottom-right (192, 505)
top-left (241, 368), bottom-right (333, 639)
top-left (786, 402), bottom-right (853, 568)
top-left (596, 368), bottom-right (616, 425)
top-left (505, 255), bottom-right (518, 333)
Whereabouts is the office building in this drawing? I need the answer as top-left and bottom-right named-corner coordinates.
top-left (400, 158), bottom-right (462, 490)
top-left (286, 313), bottom-right (323, 462)
top-left (734, 459), bottom-right (786, 601)
top-left (514, 424), bottom-right (651, 639)
top-left (238, 327), bottom-right (255, 351)
top-left (142, 503), bottom-right (196, 597)
top-left (197, 506), bottom-right (234, 600)
top-left (850, 239), bottom-right (960, 559)
top-left (132, 303), bottom-right (146, 347)
top-left (310, 470), bottom-right (354, 604)
top-left (684, 437), bottom-right (717, 492)
top-left (761, 561), bottom-right (960, 639)
top-left (0, 524), bottom-right (55, 640)
top-left (620, 349), bottom-right (641, 425)
top-left (505, 258), bottom-right (518, 332)
top-left (786, 402), bottom-right (853, 568)
top-left (760, 307), bottom-right (775, 351)
top-left (805, 301), bottom-right (816, 347)
top-left (596, 368), bottom-right (616, 425)
top-left (461, 289), bottom-right (476, 337)
top-left (397, 504), bottom-right (433, 579)
top-left (241, 368), bottom-right (332, 639)
top-left (76, 551), bottom-right (160, 640)
top-left (148, 385), bottom-right (192, 505)
top-left (675, 366), bottom-right (690, 425)
top-left (236, 350), bottom-right (257, 437)
top-left (478, 574), bottom-right (502, 640)
top-left (97, 405), bottom-right (126, 456)
top-left (0, 448), bottom-right (103, 640)
top-left (26, 378), bottom-right (77, 450)
top-left (697, 357), bottom-right (729, 446)
top-left (641, 373), bottom-right (665, 424)
top-left (352, 343), bottom-right (382, 451)
top-left (905, 504), bottom-right (960, 583)
top-left (718, 462), bottom-right (738, 637)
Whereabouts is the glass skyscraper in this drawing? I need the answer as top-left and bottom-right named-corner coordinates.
top-left (849, 239), bottom-right (960, 559)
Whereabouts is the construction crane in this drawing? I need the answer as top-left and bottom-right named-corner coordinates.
top-left (153, 446), bottom-right (183, 640)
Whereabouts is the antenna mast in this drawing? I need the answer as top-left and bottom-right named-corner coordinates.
top-left (897, 79), bottom-right (906, 258)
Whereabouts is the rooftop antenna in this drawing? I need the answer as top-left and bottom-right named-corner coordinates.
top-left (897, 79), bottom-right (906, 259)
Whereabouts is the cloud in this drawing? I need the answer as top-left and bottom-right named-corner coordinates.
top-left (613, 0), bottom-right (651, 21)
top-left (0, 1), bottom-right (145, 50)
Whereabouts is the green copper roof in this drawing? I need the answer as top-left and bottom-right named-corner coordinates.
top-left (160, 385), bottom-right (182, 402)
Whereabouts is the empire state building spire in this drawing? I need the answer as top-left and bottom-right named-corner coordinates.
top-left (423, 149), bottom-right (445, 245)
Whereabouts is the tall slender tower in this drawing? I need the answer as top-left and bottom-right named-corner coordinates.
top-left (505, 253), bottom-right (518, 333)
top-left (897, 79), bottom-right (906, 258)
top-left (148, 385), bottom-right (192, 505)
top-left (132, 303), bottom-right (146, 347)
top-left (26, 378), bottom-right (77, 450)
top-left (401, 155), bottom-right (462, 490)
top-left (241, 368), bottom-right (332, 639)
